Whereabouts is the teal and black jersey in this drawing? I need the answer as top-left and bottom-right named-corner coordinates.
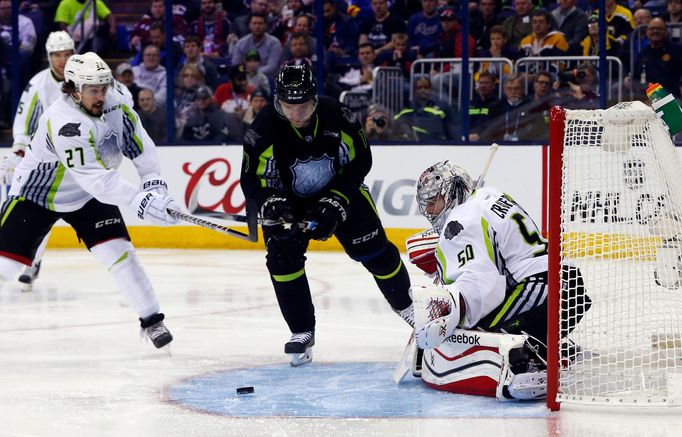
top-left (240, 96), bottom-right (371, 208)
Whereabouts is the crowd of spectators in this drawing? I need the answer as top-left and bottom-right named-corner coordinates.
top-left (1, 0), bottom-right (682, 143)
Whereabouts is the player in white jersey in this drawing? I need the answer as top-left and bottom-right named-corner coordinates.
top-left (403, 161), bottom-right (552, 399)
top-left (0, 31), bottom-right (75, 289)
top-left (0, 52), bottom-right (180, 349)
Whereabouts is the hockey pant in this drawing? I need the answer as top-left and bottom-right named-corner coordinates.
top-left (264, 186), bottom-right (412, 333)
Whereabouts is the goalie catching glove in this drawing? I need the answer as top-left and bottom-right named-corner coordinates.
top-left (261, 194), bottom-right (298, 240)
top-left (412, 284), bottom-right (463, 349)
top-left (303, 192), bottom-right (348, 241)
top-left (130, 191), bottom-right (181, 226)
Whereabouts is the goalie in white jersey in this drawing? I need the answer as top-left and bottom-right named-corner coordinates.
top-left (404, 160), bottom-right (589, 400)
top-left (0, 52), bottom-right (181, 349)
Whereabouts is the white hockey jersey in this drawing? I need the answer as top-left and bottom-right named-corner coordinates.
top-left (435, 187), bottom-right (548, 328)
top-left (10, 85), bottom-right (160, 212)
top-left (12, 68), bottom-right (63, 151)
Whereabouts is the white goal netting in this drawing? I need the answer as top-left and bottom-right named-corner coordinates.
top-left (557, 101), bottom-right (682, 407)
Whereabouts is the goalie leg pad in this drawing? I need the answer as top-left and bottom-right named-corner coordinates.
top-left (421, 329), bottom-right (545, 400)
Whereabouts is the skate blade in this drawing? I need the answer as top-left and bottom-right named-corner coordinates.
top-left (20, 283), bottom-right (33, 292)
top-left (289, 348), bottom-right (312, 367)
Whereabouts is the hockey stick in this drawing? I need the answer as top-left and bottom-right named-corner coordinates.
top-left (475, 142), bottom-right (500, 190)
top-left (393, 333), bottom-right (416, 384)
top-left (167, 209), bottom-right (258, 241)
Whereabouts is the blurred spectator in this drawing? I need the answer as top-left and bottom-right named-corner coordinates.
top-left (668, 0), bottom-right (682, 37)
top-left (551, 0), bottom-right (588, 55)
top-left (471, 0), bottom-right (502, 52)
top-left (281, 14), bottom-right (317, 63)
top-left (365, 103), bottom-right (416, 141)
top-left (394, 76), bottom-right (459, 141)
top-left (501, 0), bottom-right (533, 47)
top-left (594, 0), bottom-right (634, 52)
top-left (115, 62), bottom-right (143, 110)
top-left (241, 87), bottom-right (269, 126)
top-left (232, 13), bottom-right (282, 76)
top-left (275, 0), bottom-right (308, 41)
top-left (359, 0), bottom-right (407, 56)
top-left (468, 71), bottom-right (500, 141)
top-left (244, 49), bottom-right (271, 95)
top-left (520, 11), bottom-right (569, 57)
top-left (281, 32), bottom-right (314, 66)
top-left (131, 22), bottom-right (182, 68)
top-left (190, 0), bottom-right (231, 59)
top-left (0, 0), bottom-right (36, 93)
top-left (175, 64), bottom-right (204, 120)
top-left (0, 0), bottom-right (37, 56)
top-left (475, 25), bottom-right (517, 80)
top-left (323, 0), bottom-right (359, 66)
top-left (130, 0), bottom-right (189, 54)
top-left (407, 0), bottom-right (440, 57)
top-left (181, 85), bottom-right (245, 142)
top-left (338, 42), bottom-right (376, 91)
top-left (54, 0), bottom-right (116, 49)
top-left (375, 32), bottom-right (417, 77)
top-left (133, 45), bottom-right (167, 105)
top-left (554, 63), bottom-right (599, 109)
top-left (580, 14), bottom-right (620, 56)
top-left (216, 64), bottom-right (255, 115)
top-left (390, 0), bottom-right (422, 20)
top-left (628, 17), bottom-right (682, 97)
top-left (524, 70), bottom-right (555, 138)
top-left (632, 8), bottom-right (653, 61)
top-left (179, 35), bottom-right (219, 89)
top-left (480, 73), bottom-right (532, 141)
top-left (137, 87), bottom-right (167, 143)
top-left (435, 8), bottom-right (476, 59)
top-left (231, 0), bottom-right (271, 37)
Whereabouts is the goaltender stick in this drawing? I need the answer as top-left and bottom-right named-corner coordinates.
top-left (405, 160), bottom-right (590, 400)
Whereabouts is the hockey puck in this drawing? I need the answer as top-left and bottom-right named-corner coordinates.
top-left (236, 386), bottom-right (254, 395)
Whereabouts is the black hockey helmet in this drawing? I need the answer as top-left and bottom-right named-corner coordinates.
top-left (274, 63), bottom-right (316, 104)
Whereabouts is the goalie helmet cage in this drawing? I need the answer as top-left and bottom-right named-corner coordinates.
top-left (547, 102), bottom-right (682, 411)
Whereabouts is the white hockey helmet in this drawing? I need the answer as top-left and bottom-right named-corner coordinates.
top-left (64, 52), bottom-right (112, 92)
top-left (45, 31), bottom-right (75, 55)
top-left (416, 161), bottom-right (473, 232)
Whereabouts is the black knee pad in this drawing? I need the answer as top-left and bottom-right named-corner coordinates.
top-left (358, 242), bottom-right (402, 276)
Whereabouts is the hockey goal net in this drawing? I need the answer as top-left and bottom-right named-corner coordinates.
top-left (547, 101), bottom-right (682, 410)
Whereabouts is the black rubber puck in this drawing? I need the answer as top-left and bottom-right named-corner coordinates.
top-left (236, 386), bottom-right (254, 395)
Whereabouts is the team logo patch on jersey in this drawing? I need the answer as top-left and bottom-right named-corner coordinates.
top-left (341, 107), bottom-right (357, 123)
top-left (243, 128), bottom-right (260, 147)
top-left (290, 154), bottom-right (335, 197)
top-left (58, 123), bottom-right (81, 137)
top-left (99, 130), bottom-right (122, 169)
top-left (444, 221), bottom-right (464, 240)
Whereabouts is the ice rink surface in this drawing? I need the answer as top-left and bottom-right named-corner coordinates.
top-left (1, 249), bottom-right (682, 437)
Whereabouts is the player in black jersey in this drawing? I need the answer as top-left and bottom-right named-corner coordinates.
top-left (240, 64), bottom-right (413, 366)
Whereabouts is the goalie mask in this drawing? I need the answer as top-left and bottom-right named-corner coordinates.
top-left (416, 161), bottom-right (473, 233)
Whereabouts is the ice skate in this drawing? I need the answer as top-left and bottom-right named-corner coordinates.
top-left (18, 261), bottom-right (41, 292)
top-left (140, 313), bottom-right (173, 349)
top-left (285, 330), bottom-right (314, 367)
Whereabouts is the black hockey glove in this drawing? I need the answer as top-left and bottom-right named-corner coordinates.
top-left (260, 195), bottom-right (298, 240)
top-left (303, 193), bottom-right (348, 241)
